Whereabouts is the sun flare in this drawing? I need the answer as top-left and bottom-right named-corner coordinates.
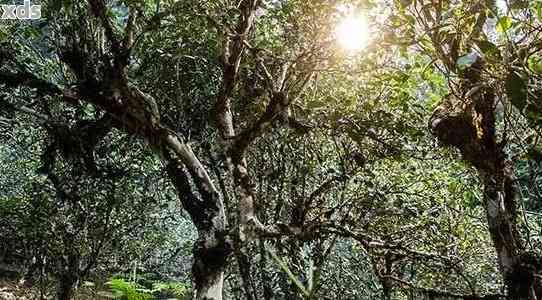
top-left (336, 15), bottom-right (370, 51)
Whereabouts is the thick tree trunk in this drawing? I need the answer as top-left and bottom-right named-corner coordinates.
top-left (481, 168), bottom-right (542, 300)
top-left (57, 277), bottom-right (77, 300)
top-left (56, 254), bottom-right (79, 300)
top-left (430, 58), bottom-right (542, 299)
top-left (0, 5), bottom-right (234, 299)
top-left (166, 153), bottom-right (231, 300)
top-left (192, 244), bottom-right (227, 300)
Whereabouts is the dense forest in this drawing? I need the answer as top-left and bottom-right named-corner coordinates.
top-left (1, 0), bottom-right (542, 299)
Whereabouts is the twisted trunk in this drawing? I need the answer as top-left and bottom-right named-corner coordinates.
top-left (165, 143), bottom-right (231, 300)
top-left (0, 3), bottom-right (234, 298)
top-left (430, 59), bottom-right (542, 298)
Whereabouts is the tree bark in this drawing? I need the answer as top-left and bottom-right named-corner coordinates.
top-left (481, 168), bottom-right (542, 300)
top-left (166, 154), bottom-right (231, 300)
top-left (0, 2), bottom-right (236, 298)
top-left (430, 59), bottom-right (542, 299)
top-left (57, 278), bottom-right (77, 300)
top-left (56, 254), bottom-right (79, 300)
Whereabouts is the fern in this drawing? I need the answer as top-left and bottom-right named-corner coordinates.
top-left (107, 278), bottom-right (154, 300)
top-left (152, 281), bottom-right (190, 299)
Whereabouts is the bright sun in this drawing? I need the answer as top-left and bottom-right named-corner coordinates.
top-left (336, 15), bottom-right (370, 51)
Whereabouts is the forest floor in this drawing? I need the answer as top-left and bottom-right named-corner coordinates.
top-left (0, 280), bottom-right (37, 300)
top-left (0, 279), bottom-right (116, 300)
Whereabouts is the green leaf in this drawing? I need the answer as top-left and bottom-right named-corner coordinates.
top-left (496, 16), bottom-right (513, 32)
top-left (528, 55), bottom-right (542, 74)
top-left (532, 1), bottom-right (542, 20)
top-left (477, 40), bottom-right (501, 59)
top-left (463, 190), bottom-right (480, 209)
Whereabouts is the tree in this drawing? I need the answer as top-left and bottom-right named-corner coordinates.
top-left (387, 1), bottom-right (542, 298)
top-left (2, 0), bottom-right (542, 299)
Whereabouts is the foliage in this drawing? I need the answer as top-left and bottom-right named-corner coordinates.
top-left (151, 281), bottom-right (191, 299)
top-left (1, 0), bottom-right (542, 299)
top-left (105, 276), bottom-right (190, 300)
top-left (107, 278), bottom-right (153, 300)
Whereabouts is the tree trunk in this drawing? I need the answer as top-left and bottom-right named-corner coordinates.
top-left (192, 244), bottom-right (227, 300)
top-left (56, 253), bottom-right (79, 300)
top-left (166, 155), bottom-right (231, 300)
top-left (430, 58), bottom-right (542, 299)
top-left (481, 167), bottom-right (542, 300)
top-left (57, 277), bottom-right (77, 300)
